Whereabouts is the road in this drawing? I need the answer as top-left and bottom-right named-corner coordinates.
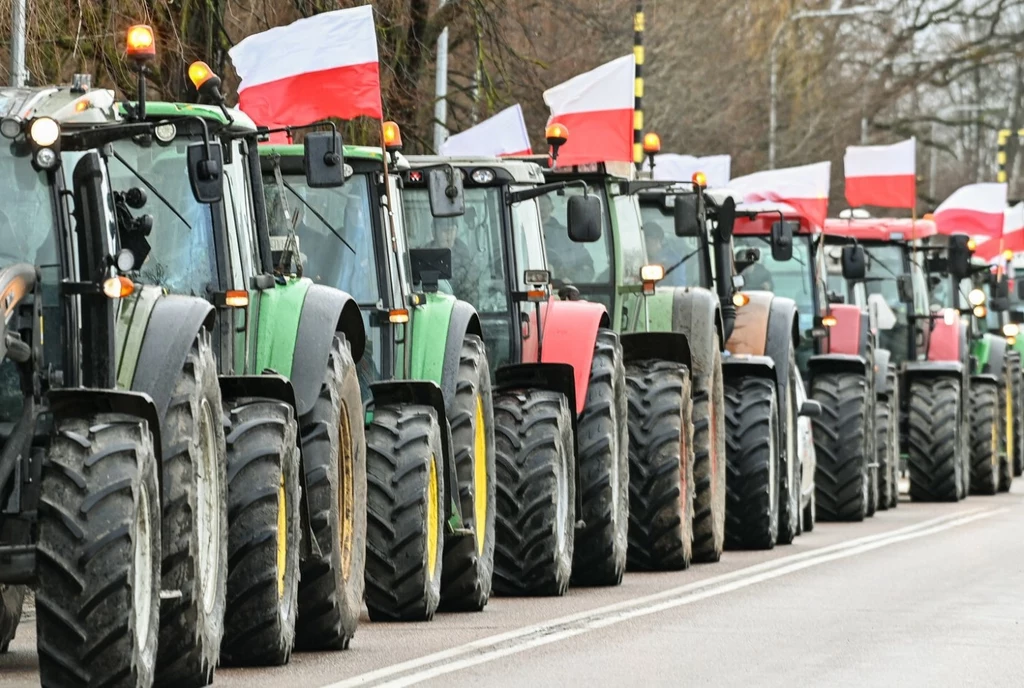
top-left (3, 486), bottom-right (1023, 687)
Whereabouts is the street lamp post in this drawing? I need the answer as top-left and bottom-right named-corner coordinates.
top-left (769, 5), bottom-right (882, 169)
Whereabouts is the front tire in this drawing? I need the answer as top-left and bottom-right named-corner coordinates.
top-left (692, 341), bottom-right (726, 563)
top-left (811, 372), bottom-right (870, 522)
top-left (907, 376), bottom-right (964, 502)
top-left (969, 380), bottom-right (1000, 496)
top-left (875, 389), bottom-right (898, 511)
top-left (0, 585), bottom-right (23, 652)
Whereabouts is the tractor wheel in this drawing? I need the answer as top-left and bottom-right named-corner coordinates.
top-left (624, 360), bottom-right (694, 571)
top-left (724, 376), bottom-right (780, 550)
top-left (875, 391), bottom-right (898, 511)
top-left (493, 389), bottom-right (575, 596)
top-left (811, 372), bottom-right (870, 522)
top-left (219, 398), bottom-right (301, 666)
top-left (778, 352), bottom-right (800, 545)
top-left (365, 405), bottom-right (444, 621)
top-left (295, 336), bottom-right (367, 650)
top-left (801, 491), bottom-right (816, 533)
top-left (36, 414), bottom-right (161, 688)
top-left (0, 585), bottom-right (23, 652)
top-left (999, 368), bottom-right (1014, 493)
top-left (1011, 361), bottom-right (1023, 477)
top-left (692, 340), bottom-right (727, 563)
top-left (887, 370), bottom-right (901, 509)
top-left (968, 381), bottom-right (999, 496)
top-left (156, 330), bottom-right (228, 686)
top-left (440, 335), bottom-right (496, 612)
top-left (907, 376), bottom-right (964, 502)
top-left (572, 329), bottom-right (628, 587)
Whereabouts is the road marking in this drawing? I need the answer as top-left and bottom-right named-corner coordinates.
top-left (325, 507), bottom-right (1005, 688)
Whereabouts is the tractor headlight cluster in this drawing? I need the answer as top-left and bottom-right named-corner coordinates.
top-left (1003, 323), bottom-right (1019, 338)
top-left (968, 288), bottom-right (986, 307)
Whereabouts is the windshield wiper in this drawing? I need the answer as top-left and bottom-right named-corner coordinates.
top-left (281, 179), bottom-right (356, 256)
top-left (110, 149), bottom-right (192, 230)
top-left (861, 246), bottom-right (900, 279)
top-left (664, 247), bottom-right (701, 278)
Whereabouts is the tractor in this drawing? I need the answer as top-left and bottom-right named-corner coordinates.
top-left (821, 218), bottom-right (974, 502)
top-left (400, 154), bottom-right (632, 592)
top-left (258, 134), bottom-right (498, 621)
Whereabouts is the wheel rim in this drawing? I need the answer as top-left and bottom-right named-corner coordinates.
top-left (555, 440), bottom-right (569, 554)
top-left (473, 396), bottom-right (488, 556)
top-left (338, 399), bottom-right (356, 578)
top-left (197, 398), bottom-right (221, 615)
top-left (427, 455), bottom-right (440, 575)
top-left (277, 473), bottom-right (287, 599)
top-left (134, 480), bottom-right (154, 653)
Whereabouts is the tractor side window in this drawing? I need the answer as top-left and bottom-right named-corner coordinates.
top-left (639, 203), bottom-right (701, 288)
top-left (510, 194), bottom-right (547, 290)
top-left (542, 185), bottom-right (611, 287)
top-left (613, 193), bottom-right (645, 286)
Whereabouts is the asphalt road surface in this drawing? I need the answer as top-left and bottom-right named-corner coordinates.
top-left (3, 484), bottom-right (1023, 687)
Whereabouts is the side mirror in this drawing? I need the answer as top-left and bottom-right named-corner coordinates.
top-left (841, 245), bottom-right (866, 280)
top-left (1018, 279), bottom-right (1024, 301)
top-left (716, 197), bottom-right (736, 241)
top-left (991, 296), bottom-right (1009, 313)
top-left (673, 194), bottom-right (701, 237)
top-left (770, 220), bottom-right (795, 262)
top-left (428, 168), bottom-right (465, 218)
top-left (994, 274), bottom-right (1010, 300)
top-left (186, 142), bottom-right (223, 204)
top-left (409, 247), bottom-right (453, 293)
top-left (947, 233), bottom-right (972, 280)
top-left (798, 400), bottom-right (822, 418)
top-left (304, 130), bottom-right (345, 188)
top-left (567, 194), bottom-right (602, 243)
top-left (897, 274), bottom-right (915, 304)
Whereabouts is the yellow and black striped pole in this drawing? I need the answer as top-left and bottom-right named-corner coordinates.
top-left (998, 129), bottom-right (1018, 184)
top-left (633, 1), bottom-right (644, 170)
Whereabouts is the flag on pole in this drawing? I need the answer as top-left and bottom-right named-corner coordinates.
top-left (543, 54), bottom-right (635, 167)
top-left (933, 183), bottom-right (1007, 237)
top-left (652, 154), bottom-right (731, 187)
top-left (844, 137), bottom-right (916, 209)
top-left (975, 203), bottom-right (1024, 260)
top-left (439, 104), bottom-right (532, 157)
top-left (229, 5), bottom-right (382, 127)
top-left (727, 161), bottom-right (832, 228)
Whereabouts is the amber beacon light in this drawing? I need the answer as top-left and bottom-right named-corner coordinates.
top-left (126, 25), bottom-right (156, 61)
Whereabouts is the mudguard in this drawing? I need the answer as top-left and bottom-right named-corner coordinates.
top-left (131, 294), bottom-right (215, 421)
top-left (926, 309), bottom-right (961, 362)
top-left (219, 374), bottom-right (296, 410)
top-left (904, 360), bottom-right (964, 379)
top-left (807, 353), bottom-right (869, 378)
top-left (669, 287), bottom-right (725, 382)
top-left (48, 388), bottom-right (163, 466)
top-left (823, 304), bottom-right (867, 356)
top-left (980, 333), bottom-right (1008, 380)
top-left (620, 331), bottom-right (691, 369)
top-left (971, 373), bottom-right (999, 385)
top-left (874, 348), bottom-right (892, 398)
top-left (765, 296), bottom-right (799, 403)
top-left (439, 299), bottom-right (482, 411)
top-left (291, 284), bottom-right (365, 417)
top-left (721, 354), bottom-right (776, 384)
top-left (538, 299), bottom-right (609, 416)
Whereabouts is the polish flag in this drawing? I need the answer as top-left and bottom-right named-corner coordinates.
top-left (934, 183), bottom-right (1007, 237)
top-left (439, 104), bottom-right (532, 157)
top-left (727, 161), bottom-right (831, 228)
top-left (543, 55), bottom-right (634, 167)
top-left (653, 154), bottom-right (731, 187)
top-left (229, 5), bottom-right (382, 128)
top-left (975, 203), bottom-right (1024, 260)
top-left (844, 137), bottom-right (916, 209)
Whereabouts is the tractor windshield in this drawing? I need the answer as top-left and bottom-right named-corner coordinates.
top-left (862, 243), bottom-right (927, 365)
top-left (733, 234), bottom-right (815, 320)
top-left (107, 137), bottom-right (217, 297)
top-left (542, 184), bottom-right (618, 310)
top-left (639, 202), bottom-right (702, 288)
top-left (0, 144), bottom-right (58, 270)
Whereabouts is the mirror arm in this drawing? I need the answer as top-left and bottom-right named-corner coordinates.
top-left (623, 180), bottom-right (680, 195)
top-left (507, 181), bottom-right (575, 205)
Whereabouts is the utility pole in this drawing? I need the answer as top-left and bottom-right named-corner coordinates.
top-left (433, 0), bottom-right (449, 153)
top-left (10, 0), bottom-right (26, 87)
top-left (633, 1), bottom-right (644, 170)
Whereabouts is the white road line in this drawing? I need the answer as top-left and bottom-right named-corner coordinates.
top-left (324, 506), bottom-right (1004, 688)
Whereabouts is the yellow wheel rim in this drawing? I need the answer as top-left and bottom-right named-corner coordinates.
top-left (473, 396), bottom-right (488, 556)
top-left (427, 455), bottom-right (439, 575)
top-left (277, 473), bottom-right (287, 599)
top-left (338, 400), bottom-right (356, 577)
top-left (1006, 384), bottom-right (1014, 465)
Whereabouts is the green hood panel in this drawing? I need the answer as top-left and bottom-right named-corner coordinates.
top-left (115, 284), bottom-right (164, 390)
top-left (254, 278), bottom-right (313, 378)
top-left (409, 293), bottom-right (456, 386)
top-left (973, 334), bottom-right (993, 374)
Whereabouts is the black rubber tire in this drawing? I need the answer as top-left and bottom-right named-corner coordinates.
top-left (365, 405), bottom-right (445, 621)
top-left (156, 330), bottom-right (228, 687)
top-left (624, 360), bottom-right (694, 571)
top-left (778, 352), bottom-right (800, 544)
top-left (999, 366), bottom-right (1014, 493)
top-left (811, 372), bottom-right (870, 522)
top-left (876, 391), bottom-right (897, 511)
top-left (887, 371), bottom-right (900, 509)
top-left (692, 341), bottom-right (727, 563)
top-left (295, 336), bottom-right (367, 650)
top-left (493, 389), bottom-right (575, 596)
top-left (724, 376), bottom-right (780, 550)
top-left (969, 380), bottom-right (1000, 496)
top-left (440, 335), bottom-right (496, 612)
top-left (0, 585), bottom-right (23, 652)
top-left (1012, 360), bottom-right (1023, 477)
top-left (907, 376), bottom-right (964, 502)
top-left (571, 329), bottom-right (629, 587)
top-left (36, 413), bottom-right (161, 688)
top-left (802, 491), bottom-right (815, 533)
top-left (220, 398), bottom-right (301, 666)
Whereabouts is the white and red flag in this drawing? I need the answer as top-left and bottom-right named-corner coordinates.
top-left (229, 5), bottom-right (382, 127)
top-left (934, 183), bottom-right (1007, 237)
top-left (727, 161), bottom-right (832, 228)
top-left (439, 104), bottom-right (532, 157)
top-left (653, 154), bottom-right (731, 187)
top-left (543, 54), bottom-right (634, 167)
top-left (975, 203), bottom-right (1024, 260)
top-left (844, 137), bottom-right (916, 209)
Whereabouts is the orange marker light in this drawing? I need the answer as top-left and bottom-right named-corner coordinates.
top-left (382, 121), bottom-right (402, 152)
top-left (388, 308), bottom-right (410, 323)
top-left (642, 132), bottom-right (661, 154)
top-left (545, 123), bottom-right (569, 147)
top-left (224, 290), bottom-right (249, 308)
top-left (126, 25), bottom-right (156, 61)
top-left (188, 61), bottom-right (215, 90)
top-left (1004, 249), bottom-right (1014, 261)
top-left (102, 276), bottom-right (135, 299)
top-left (967, 239), bottom-right (977, 252)
top-left (822, 314), bottom-right (838, 328)
top-left (692, 171), bottom-right (707, 188)
top-left (732, 292), bottom-right (749, 307)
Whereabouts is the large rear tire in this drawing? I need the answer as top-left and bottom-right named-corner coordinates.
top-left (625, 360), bottom-right (694, 571)
top-left (572, 329), bottom-right (628, 587)
top-left (875, 390), bottom-right (898, 511)
top-left (156, 330), bottom-right (228, 687)
top-left (493, 389), bottom-right (575, 596)
top-left (692, 341), bottom-right (726, 563)
top-left (907, 376), bottom-right (964, 502)
top-left (969, 380), bottom-right (1000, 496)
top-left (0, 585), bottom-right (23, 652)
top-left (440, 335), bottom-right (496, 612)
top-left (1011, 359), bottom-right (1023, 477)
top-left (36, 414), bottom-right (161, 688)
top-left (724, 376), bottom-right (780, 550)
top-left (811, 372), bottom-right (870, 522)
top-left (778, 353), bottom-right (800, 544)
top-left (295, 336), bottom-right (367, 650)
top-left (999, 368), bottom-right (1014, 493)
top-left (220, 398), bottom-right (301, 666)
top-left (365, 405), bottom-right (445, 621)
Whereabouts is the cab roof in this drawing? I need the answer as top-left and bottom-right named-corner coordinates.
top-left (732, 200), bottom-right (818, 235)
top-left (407, 154), bottom-right (545, 184)
top-left (260, 143), bottom-right (393, 164)
top-left (823, 218), bottom-right (936, 241)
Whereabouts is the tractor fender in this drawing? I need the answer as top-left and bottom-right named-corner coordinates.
top-left (807, 353), bottom-right (869, 381)
top-left (981, 333), bottom-right (1008, 380)
top-left (926, 309), bottom-right (961, 362)
top-left (904, 360), bottom-right (964, 382)
top-left (823, 304), bottom-right (867, 356)
top-left (670, 287), bottom-right (725, 382)
top-left (765, 296), bottom-right (799, 401)
top-left (720, 355), bottom-right (776, 384)
top-left (873, 348), bottom-right (892, 398)
top-left (369, 380), bottom-right (456, 523)
top-left (439, 299), bottom-right (482, 412)
top-left (48, 388), bottom-right (163, 468)
top-left (620, 331), bottom-right (691, 370)
top-left (971, 373), bottom-right (999, 386)
top-left (538, 299), bottom-right (610, 416)
top-left (131, 294), bottom-right (215, 422)
top-left (291, 284), bottom-right (365, 417)
top-left (219, 374), bottom-right (296, 410)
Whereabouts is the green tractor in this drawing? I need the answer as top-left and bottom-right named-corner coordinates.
top-left (258, 138), bottom-right (497, 620)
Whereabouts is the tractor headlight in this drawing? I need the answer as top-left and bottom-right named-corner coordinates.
top-left (1003, 323), bottom-right (1020, 338)
top-left (968, 288), bottom-right (986, 307)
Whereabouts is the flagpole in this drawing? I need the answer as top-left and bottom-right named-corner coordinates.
top-left (632, 1), bottom-right (644, 171)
